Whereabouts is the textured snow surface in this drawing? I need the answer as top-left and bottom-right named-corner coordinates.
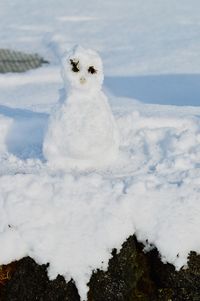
top-left (1, 102), bottom-right (200, 300)
top-left (1, 0), bottom-right (200, 300)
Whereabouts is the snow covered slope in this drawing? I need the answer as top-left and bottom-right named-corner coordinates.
top-left (0, 1), bottom-right (200, 300)
top-left (1, 98), bottom-right (200, 300)
top-left (1, 0), bottom-right (200, 107)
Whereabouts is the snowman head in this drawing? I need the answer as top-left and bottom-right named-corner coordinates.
top-left (61, 45), bottom-right (104, 93)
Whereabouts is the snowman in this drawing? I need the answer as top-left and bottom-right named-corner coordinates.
top-left (0, 115), bottom-right (12, 154)
top-left (43, 45), bottom-right (119, 170)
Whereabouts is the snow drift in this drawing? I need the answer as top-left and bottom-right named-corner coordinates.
top-left (1, 102), bottom-right (200, 300)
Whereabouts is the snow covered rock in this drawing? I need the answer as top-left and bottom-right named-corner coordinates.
top-left (43, 45), bottom-right (119, 170)
top-left (2, 236), bottom-right (200, 301)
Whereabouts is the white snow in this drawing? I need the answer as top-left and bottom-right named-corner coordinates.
top-left (0, 1), bottom-right (200, 300)
top-left (1, 102), bottom-right (200, 300)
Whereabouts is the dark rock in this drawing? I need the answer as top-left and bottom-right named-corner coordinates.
top-left (1, 236), bottom-right (200, 301)
top-left (149, 249), bottom-right (200, 301)
top-left (0, 257), bottom-right (80, 301)
top-left (88, 236), bottom-right (155, 301)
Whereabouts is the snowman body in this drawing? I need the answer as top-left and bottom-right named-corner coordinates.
top-left (43, 46), bottom-right (119, 170)
top-left (0, 115), bottom-right (12, 154)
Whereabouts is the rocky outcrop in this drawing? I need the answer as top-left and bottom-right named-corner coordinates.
top-left (149, 249), bottom-right (200, 301)
top-left (0, 235), bottom-right (200, 301)
top-left (88, 236), bottom-right (155, 301)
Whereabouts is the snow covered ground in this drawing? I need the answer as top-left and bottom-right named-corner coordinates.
top-left (0, 0), bottom-right (200, 300)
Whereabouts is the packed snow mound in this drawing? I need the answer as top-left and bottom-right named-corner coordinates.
top-left (0, 115), bottom-right (12, 154)
top-left (1, 101), bottom-right (200, 300)
top-left (43, 46), bottom-right (119, 170)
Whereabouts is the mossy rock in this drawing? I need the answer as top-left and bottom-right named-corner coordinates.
top-left (0, 258), bottom-right (79, 301)
top-left (1, 236), bottom-right (200, 301)
top-left (88, 236), bottom-right (155, 301)
top-left (149, 249), bottom-right (200, 301)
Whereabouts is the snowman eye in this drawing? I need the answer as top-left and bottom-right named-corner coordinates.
top-left (70, 59), bottom-right (79, 72)
top-left (88, 66), bottom-right (97, 74)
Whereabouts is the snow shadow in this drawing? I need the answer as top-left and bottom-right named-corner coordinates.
top-left (0, 105), bottom-right (48, 160)
top-left (105, 74), bottom-right (200, 107)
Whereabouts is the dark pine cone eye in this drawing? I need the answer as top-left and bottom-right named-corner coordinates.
top-left (70, 59), bottom-right (79, 72)
top-left (88, 66), bottom-right (97, 74)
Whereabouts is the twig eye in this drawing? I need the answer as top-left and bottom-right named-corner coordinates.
top-left (88, 66), bottom-right (97, 74)
top-left (70, 59), bottom-right (79, 72)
